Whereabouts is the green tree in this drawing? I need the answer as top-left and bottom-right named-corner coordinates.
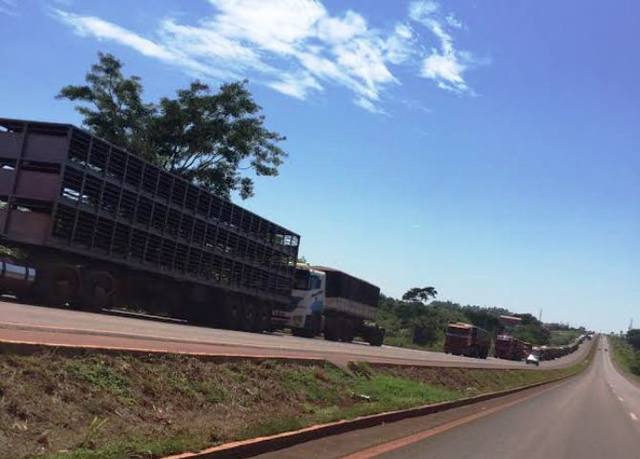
top-left (58, 53), bottom-right (286, 199)
top-left (148, 81), bottom-right (286, 199)
top-left (57, 52), bottom-right (153, 159)
top-left (402, 286), bottom-right (438, 304)
top-left (627, 329), bottom-right (640, 350)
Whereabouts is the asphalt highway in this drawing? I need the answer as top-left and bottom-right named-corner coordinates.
top-left (0, 300), bottom-right (590, 369)
top-left (256, 337), bottom-right (639, 459)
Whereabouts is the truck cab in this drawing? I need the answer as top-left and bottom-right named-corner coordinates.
top-left (271, 265), bottom-right (325, 336)
top-left (271, 264), bottom-right (385, 345)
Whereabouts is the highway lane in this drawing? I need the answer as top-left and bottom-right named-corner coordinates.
top-left (370, 340), bottom-right (640, 459)
top-left (261, 338), bottom-right (636, 459)
top-left (0, 300), bottom-right (590, 369)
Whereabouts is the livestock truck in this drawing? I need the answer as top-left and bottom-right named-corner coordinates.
top-left (494, 334), bottom-right (532, 361)
top-left (271, 264), bottom-right (385, 346)
top-left (0, 117), bottom-right (301, 333)
top-left (443, 322), bottom-right (491, 359)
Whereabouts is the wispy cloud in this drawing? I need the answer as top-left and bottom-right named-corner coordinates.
top-left (52, 0), bottom-right (482, 112)
top-left (409, 0), bottom-right (473, 93)
top-left (0, 0), bottom-right (17, 16)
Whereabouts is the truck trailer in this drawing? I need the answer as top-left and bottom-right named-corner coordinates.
top-left (443, 322), bottom-right (491, 359)
top-left (0, 117), bottom-right (300, 332)
top-left (271, 265), bottom-right (385, 346)
top-left (494, 334), bottom-right (532, 361)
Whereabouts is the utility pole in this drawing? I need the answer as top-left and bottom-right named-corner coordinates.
top-left (629, 318), bottom-right (634, 331)
top-left (539, 309), bottom-right (543, 322)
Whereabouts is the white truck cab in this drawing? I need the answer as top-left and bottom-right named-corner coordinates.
top-left (271, 264), bottom-right (384, 345)
top-left (271, 265), bottom-right (326, 335)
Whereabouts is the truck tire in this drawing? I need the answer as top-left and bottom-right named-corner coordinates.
top-left (367, 328), bottom-right (384, 347)
top-left (340, 323), bottom-right (354, 343)
top-left (253, 305), bottom-right (270, 333)
top-left (292, 328), bottom-right (315, 338)
top-left (74, 270), bottom-right (116, 312)
top-left (223, 302), bottom-right (242, 330)
top-left (323, 317), bottom-right (340, 341)
top-left (239, 303), bottom-right (256, 332)
top-left (36, 265), bottom-right (80, 307)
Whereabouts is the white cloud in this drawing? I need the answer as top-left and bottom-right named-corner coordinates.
top-left (409, 0), bottom-right (472, 93)
top-left (0, 0), bottom-right (17, 16)
top-left (354, 96), bottom-right (387, 115)
top-left (446, 13), bottom-right (464, 30)
top-left (53, 0), bottom-right (481, 112)
top-left (267, 71), bottom-right (322, 99)
top-left (206, 0), bottom-right (325, 55)
top-left (54, 10), bottom-right (175, 61)
top-left (384, 23), bottom-right (415, 65)
top-left (409, 0), bottom-right (439, 22)
top-left (316, 10), bottom-right (367, 44)
top-left (422, 53), bottom-right (468, 92)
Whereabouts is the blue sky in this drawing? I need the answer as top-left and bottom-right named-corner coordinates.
top-left (1, 0), bottom-right (638, 332)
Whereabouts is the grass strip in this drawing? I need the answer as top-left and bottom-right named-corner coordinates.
top-left (0, 344), bottom-right (591, 459)
top-left (608, 335), bottom-right (640, 381)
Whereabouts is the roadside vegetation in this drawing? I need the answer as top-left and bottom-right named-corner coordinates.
top-left (548, 329), bottom-right (583, 346)
top-left (0, 347), bottom-right (589, 459)
top-left (609, 330), bottom-right (640, 379)
top-left (376, 295), bottom-right (584, 351)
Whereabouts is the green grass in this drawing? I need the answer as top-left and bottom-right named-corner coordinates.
top-left (609, 335), bottom-right (640, 377)
top-left (382, 334), bottom-right (443, 352)
top-left (548, 330), bottom-right (582, 346)
top-left (42, 436), bottom-right (209, 459)
top-left (65, 360), bottom-right (130, 397)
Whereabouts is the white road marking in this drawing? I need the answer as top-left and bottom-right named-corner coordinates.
top-left (630, 413), bottom-right (638, 422)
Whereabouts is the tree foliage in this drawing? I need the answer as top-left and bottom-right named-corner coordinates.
top-left (57, 53), bottom-right (152, 158)
top-left (627, 329), bottom-right (640, 350)
top-left (402, 286), bottom-right (438, 304)
top-left (58, 52), bottom-right (286, 199)
top-left (378, 297), bottom-right (555, 349)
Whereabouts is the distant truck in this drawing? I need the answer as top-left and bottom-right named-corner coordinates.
top-left (443, 322), bottom-right (491, 359)
top-left (271, 265), bottom-right (385, 346)
top-left (494, 334), bottom-right (532, 361)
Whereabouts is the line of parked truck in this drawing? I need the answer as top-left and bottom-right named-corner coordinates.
top-left (444, 321), bottom-right (591, 362)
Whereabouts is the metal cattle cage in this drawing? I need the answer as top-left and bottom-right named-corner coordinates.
top-left (0, 118), bottom-right (299, 309)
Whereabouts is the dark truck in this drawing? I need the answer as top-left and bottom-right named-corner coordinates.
top-left (0, 117), bottom-right (299, 332)
top-left (271, 265), bottom-right (384, 345)
top-left (443, 322), bottom-right (491, 359)
top-left (494, 334), bottom-right (532, 361)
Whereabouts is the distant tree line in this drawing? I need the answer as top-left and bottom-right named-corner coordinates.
top-left (625, 329), bottom-right (640, 376)
top-left (377, 295), bottom-right (555, 349)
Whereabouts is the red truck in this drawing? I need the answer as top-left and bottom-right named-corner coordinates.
top-left (443, 322), bottom-right (491, 359)
top-left (494, 334), bottom-right (532, 361)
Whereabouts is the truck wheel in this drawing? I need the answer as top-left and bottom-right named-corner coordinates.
top-left (239, 303), bottom-right (256, 332)
top-left (253, 305), bottom-right (270, 333)
top-left (37, 265), bottom-right (80, 307)
top-left (367, 328), bottom-right (384, 347)
top-left (74, 270), bottom-right (115, 312)
top-left (292, 328), bottom-right (315, 338)
top-left (323, 316), bottom-right (338, 341)
top-left (223, 302), bottom-right (241, 330)
top-left (339, 320), bottom-right (354, 343)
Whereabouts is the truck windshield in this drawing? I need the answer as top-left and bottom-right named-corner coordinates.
top-left (447, 327), bottom-right (470, 337)
top-left (293, 269), bottom-right (310, 290)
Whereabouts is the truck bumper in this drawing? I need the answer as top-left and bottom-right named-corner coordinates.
top-left (271, 310), bottom-right (306, 328)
